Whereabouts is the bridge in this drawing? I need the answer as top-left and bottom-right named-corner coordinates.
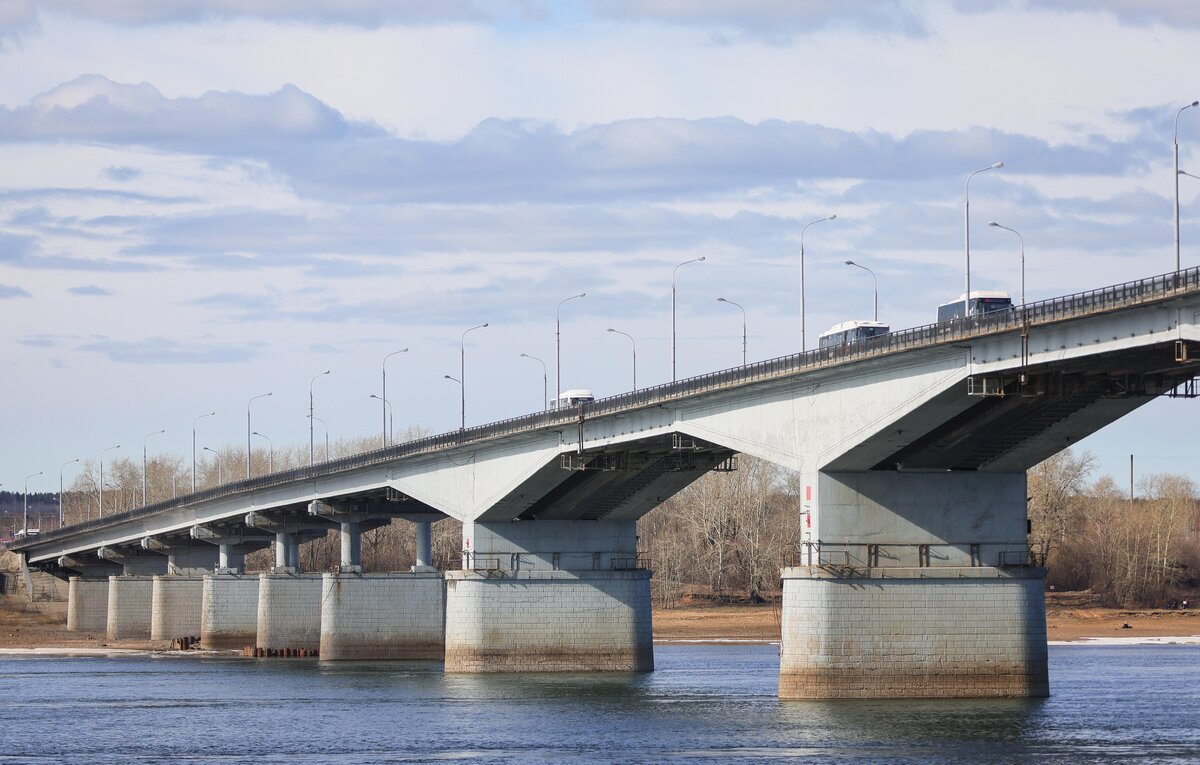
top-left (10, 267), bottom-right (1200, 697)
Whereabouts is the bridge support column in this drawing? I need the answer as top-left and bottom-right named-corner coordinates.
top-left (318, 572), bottom-right (445, 660)
top-left (273, 532), bottom-right (299, 572)
top-left (106, 576), bottom-right (157, 640)
top-left (339, 521), bottom-right (361, 573)
top-left (445, 520), bottom-right (653, 672)
top-left (413, 521), bottom-right (433, 573)
top-left (779, 470), bottom-right (1048, 698)
top-left (201, 573), bottom-right (260, 650)
top-left (66, 577), bottom-right (109, 633)
top-left (256, 572), bottom-right (323, 651)
top-left (150, 575), bottom-right (205, 641)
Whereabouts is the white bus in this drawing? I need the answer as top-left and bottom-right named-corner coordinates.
top-left (552, 389), bottom-right (595, 410)
top-left (818, 320), bottom-right (890, 350)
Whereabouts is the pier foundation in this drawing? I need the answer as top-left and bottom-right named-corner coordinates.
top-left (150, 575), bottom-right (204, 641)
top-left (66, 577), bottom-right (109, 633)
top-left (319, 572), bottom-right (445, 660)
top-left (106, 575), bottom-right (156, 640)
top-left (256, 572), bottom-right (323, 651)
top-left (200, 573), bottom-right (260, 650)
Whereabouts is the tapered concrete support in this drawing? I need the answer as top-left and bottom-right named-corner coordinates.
top-left (200, 573), bottom-right (260, 650)
top-left (444, 569), bottom-right (653, 672)
top-left (413, 521), bottom-right (432, 572)
top-left (66, 577), bottom-right (109, 633)
top-left (150, 576), bottom-right (204, 641)
top-left (339, 521), bottom-right (361, 573)
top-left (106, 575), bottom-right (156, 640)
top-left (779, 566), bottom-right (1048, 699)
top-left (319, 572), bottom-right (445, 660)
top-left (256, 572), bottom-right (322, 650)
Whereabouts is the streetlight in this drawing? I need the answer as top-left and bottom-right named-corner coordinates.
top-left (606, 329), bottom-right (637, 390)
top-left (965, 162), bottom-right (1003, 316)
top-left (556, 294), bottom-right (585, 402)
top-left (58, 458), bottom-right (79, 528)
top-left (988, 222), bottom-right (1026, 310)
top-left (252, 431), bottom-right (273, 473)
top-left (246, 392), bottom-right (272, 479)
top-left (800, 215), bottom-right (836, 350)
top-left (370, 394), bottom-right (393, 443)
top-left (382, 348), bottom-right (409, 447)
top-left (444, 375), bottom-right (464, 429)
top-left (716, 297), bottom-right (747, 366)
top-left (1181, 169), bottom-right (1200, 182)
top-left (459, 323), bottom-right (488, 429)
top-left (309, 370), bottom-right (330, 466)
top-left (202, 447), bottom-right (221, 486)
top-left (1176, 101), bottom-right (1199, 271)
top-left (519, 353), bottom-right (548, 411)
top-left (844, 260), bottom-right (879, 322)
top-left (23, 471), bottom-right (42, 536)
top-left (307, 415), bottom-right (330, 461)
top-left (192, 411), bottom-right (215, 492)
top-left (98, 444), bottom-right (120, 518)
top-left (142, 429), bottom-right (165, 506)
top-left (672, 257), bottom-right (705, 381)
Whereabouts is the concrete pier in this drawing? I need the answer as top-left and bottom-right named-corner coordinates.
top-left (445, 569), bottom-right (653, 672)
top-left (106, 575), bottom-right (156, 640)
top-left (200, 573), bottom-right (260, 650)
top-left (150, 575), bottom-right (204, 641)
top-left (319, 572), bottom-right (445, 660)
top-left (66, 577), bottom-right (109, 633)
top-left (256, 572), bottom-right (323, 650)
top-left (779, 566), bottom-right (1048, 698)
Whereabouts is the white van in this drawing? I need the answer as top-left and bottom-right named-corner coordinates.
top-left (553, 389), bottom-right (595, 410)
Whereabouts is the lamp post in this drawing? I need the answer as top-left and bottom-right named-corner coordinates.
top-left (1176, 101), bottom-right (1199, 271)
top-left (715, 297), bottom-right (747, 366)
top-left (672, 257), bottom-right (705, 381)
top-left (965, 162), bottom-right (1003, 315)
top-left (98, 444), bottom-right (120, 518)
top-left (202, 447), bottom-right (221, 486)
top-left (444, 375), bottom-right (464, 429)
top-left (309, 370), bottom-right (330, 466)
top-left (519, 353), bottom-right (548, 411)
top-left (606, 328), bottom-right (637, 390)
top-left (988, 222), bottom-right (1026, 309)
top-left (556, 294), bottom-right (585, 403)
top-left (307, 415), bottom-right (330, 461)
top-left (58, 458), bottom-right (78, 528)
top-left (370, 394), bottom-right (393, 443)
top-left (459, 323), bottom-right (488, 429)
top-left (142, 429), bottom-right (165, 506)
top-left (23, 471), bottom-right (42, 536)
top-left (252, 431), bottom-right (273, 473)
top-left (800, 215), bottom-right (836, 350)
top-left (192, 411), bottom-right (215, 492)
top-left (382, 348), bottom-right (408, 447)
top-left (844, 260), bottom-right (879, 322)
top-left (246, 392), bottom-right (272, 479)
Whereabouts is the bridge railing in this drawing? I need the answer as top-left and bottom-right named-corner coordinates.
top-left (16, 265), bottom-right (1200, 551)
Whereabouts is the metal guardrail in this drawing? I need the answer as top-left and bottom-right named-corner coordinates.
top-left (12, 265), bottom-right (1200, 552)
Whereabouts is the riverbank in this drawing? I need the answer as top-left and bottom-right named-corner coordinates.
top-left (3, 593), bottom-right (1200, 650)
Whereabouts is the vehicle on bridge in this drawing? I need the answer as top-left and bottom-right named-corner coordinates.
top-left (818, 320), bottom-right (891, 350)
top-left (937, 290), bottom-right (1013, 322)
top-left (553, 388), bottom-right (595, 409)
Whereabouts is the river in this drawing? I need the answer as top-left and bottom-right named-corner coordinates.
top-left (1, 644), bottom-right (1197, 763)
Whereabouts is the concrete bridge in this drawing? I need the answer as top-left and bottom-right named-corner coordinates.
top-left (10, 267), bottom-right (1200, 697)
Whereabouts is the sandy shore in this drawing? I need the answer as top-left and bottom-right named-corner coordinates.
top-left (3, 594), bottom-right (1199, 652)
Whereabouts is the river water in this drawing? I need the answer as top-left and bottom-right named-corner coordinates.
top-left (1, 644), bottom-right (1198, 764)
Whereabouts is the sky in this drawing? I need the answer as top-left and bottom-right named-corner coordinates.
top-left (2, 0), bottom-right (1199, 494)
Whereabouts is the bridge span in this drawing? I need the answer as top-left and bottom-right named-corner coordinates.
top-left (11, 267), bottom-right (1200, 697)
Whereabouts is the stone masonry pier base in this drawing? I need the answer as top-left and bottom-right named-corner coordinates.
top-left (66, 577), bottom-right (109, 633)
top-left (150, 576), bottom-right (204, 641)
top-left (779, 566), bottom-right (1048, 699)
top-left (107, 575), bottom-right (155, 640)
top-left (256, 572), bottom-right (322, 651)
top-left (319, 572), bottom-right (445, 660)
top-left (444, 569), bottom-right (653, 672)
top-left (201, 573), bottom-right (260, 650)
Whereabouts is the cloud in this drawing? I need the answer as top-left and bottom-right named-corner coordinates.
top-left (101, 165), bottom-right (142, 182)
top-left (586, 0), bottom-right (927, 40)
top-left (1027, 0), bottom-right (1200, 27)
top-left (67, 284), bottom-right (112, 295)
top-left (0, 282), bottom-right (31, 298)
top-left (74, 336), bottom-right (265, 363)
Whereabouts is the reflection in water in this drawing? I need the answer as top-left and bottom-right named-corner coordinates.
top-left (0, 645), bottom-right (1197, 764)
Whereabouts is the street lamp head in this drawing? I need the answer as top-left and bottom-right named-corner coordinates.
top-left (992, 161), bottom-right (1004, 169)
top-left (844, 259), bottom-right (855, 265)
top-left (482, 323), bottom-right (489, 328)
top-left (1191, 101), bottom-right (1199, 108)
top-left (369, 394), bottom-right (382, 400)
top-left (716, 297), bottom-right (727, 303)
top-left (698, 256), bottom-right (706, 262)
top-left (827, 214), bottom-right (837, 221)
top-left (989, 221), bottom-right (1000, 227)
